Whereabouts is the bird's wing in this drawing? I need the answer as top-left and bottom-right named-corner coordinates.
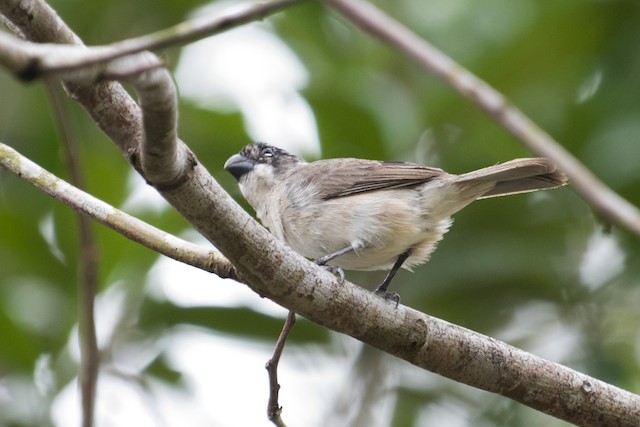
top-left (295, 158), bottom-right (447, 200)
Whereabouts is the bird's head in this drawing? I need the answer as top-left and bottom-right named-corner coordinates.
top-left (224, 143), bottom-right (305, 210)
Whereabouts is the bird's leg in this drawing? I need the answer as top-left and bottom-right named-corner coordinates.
top-left (315, 245), bottom-right (356, 284)
top-left (374, 250), bottom-right (411, 306)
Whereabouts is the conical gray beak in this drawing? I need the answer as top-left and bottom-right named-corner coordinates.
top-left (224, 154), bottom-right (255, 181)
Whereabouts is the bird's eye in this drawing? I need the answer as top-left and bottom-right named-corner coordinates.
top-left (262, 147), bottom-right (274, 158)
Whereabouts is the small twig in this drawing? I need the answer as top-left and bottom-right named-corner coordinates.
top-left (101, 0), bottom-right (307, 66)
top-left (0, 13), bottom-right (26, 39)
top-left (0, 0), bottom-right (306, 80)
top-left (47, 81), bottom-right (99, 427)
top-left (265, 311), bottom-right (297, 427)
top-left (322, 0), bottom-right (640, 238)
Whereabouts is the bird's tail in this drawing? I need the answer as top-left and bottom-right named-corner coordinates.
top-left (455, 158), bottom-right (568, 199)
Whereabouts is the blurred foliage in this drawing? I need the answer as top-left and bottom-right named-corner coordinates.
top-left (1, 0), bottom-right (640, 426)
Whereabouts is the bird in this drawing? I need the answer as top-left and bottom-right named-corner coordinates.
top-left (224, 142), bottom-right (567, 303)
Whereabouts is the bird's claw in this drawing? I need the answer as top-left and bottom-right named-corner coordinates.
top-left (320, 265), bottom-right (345, 284)
top-left (374, 289), bottom-right (401, 308)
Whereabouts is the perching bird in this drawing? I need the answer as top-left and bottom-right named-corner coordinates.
top-left (224, 143), bottom-right (567, 303)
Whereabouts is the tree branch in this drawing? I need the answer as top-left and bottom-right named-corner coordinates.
top-left (47, 82), bottom-right (99, 427)
top-left (0, 142), bottom-right (239, 281)
top-left (0, 0), bottom-right (306, 79)
top-left (321, 0), bottom-right (640, 238)
top-left (5, 131), bottom-right (640, 425)
top-left (266, 311), bottom-right (296, 427)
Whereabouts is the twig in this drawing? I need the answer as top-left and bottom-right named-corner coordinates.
top-left (76, 214), bottom-right (99, 427)
top-left (265, 311), bottom-right (296, 427)
top-left (0, 0), bottom-right (306, 79)
top-left (321, 0), bottom-right (640, 238)
top-left (47, 81), bottom-right (99, 427)
top-left (0, 142), bottom-right (239, 281)
top-left (92, 0), bottom-right (307, 69)
top-left (0, 12), bottom-right (26, 39)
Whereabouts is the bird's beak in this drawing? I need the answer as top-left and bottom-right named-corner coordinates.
top-left (224, 153), bottom-right (255, 181)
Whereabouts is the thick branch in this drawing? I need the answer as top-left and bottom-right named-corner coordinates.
top-left (130, 136), bottom-right (640, 427)
top-left (107, 52), bottom-right (188, 187)
top-left (3, 133), bottom-right (639, 425)
top-left (321, 0), bottom-right (640, 238)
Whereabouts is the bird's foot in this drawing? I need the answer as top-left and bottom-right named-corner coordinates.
top-left (319, 264), bottom-right (345, 284)
top-left (374, 288), bottom-right (401, 308)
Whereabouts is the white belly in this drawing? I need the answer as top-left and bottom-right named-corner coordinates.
top-left (261, 185), bottom-right (453, 271)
